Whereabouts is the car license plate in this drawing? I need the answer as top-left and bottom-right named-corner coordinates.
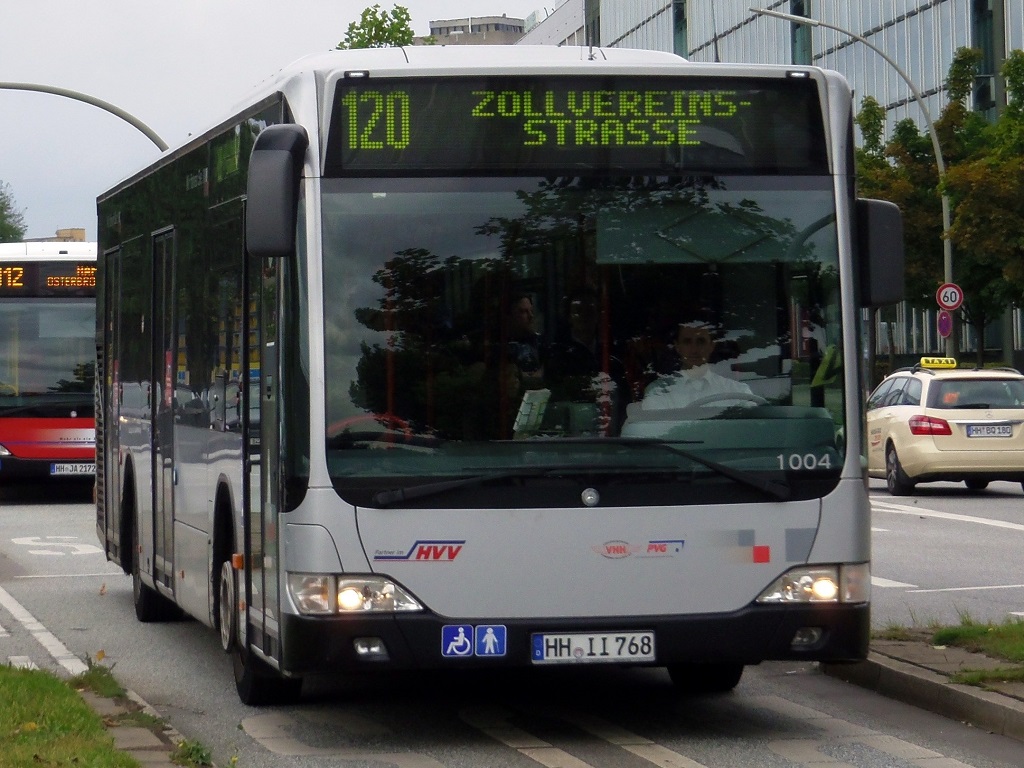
top-left (50, 463), bottom-right (95, 475)
top-left (966, 424), bottom-right (1012, 438)
top-left (531, 631), bottom-right (655, 664)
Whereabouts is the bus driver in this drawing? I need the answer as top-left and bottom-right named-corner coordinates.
top-left (640, 318), bottom-right (753, 410)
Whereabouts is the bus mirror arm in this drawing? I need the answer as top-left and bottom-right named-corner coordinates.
top-left (245, 124), bottom-right (310, 259)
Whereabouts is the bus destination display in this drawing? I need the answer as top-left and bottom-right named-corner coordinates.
top-left (0, 262), bottom-right (97, 297)
top-left (326, 76), bottom-right (827, 175)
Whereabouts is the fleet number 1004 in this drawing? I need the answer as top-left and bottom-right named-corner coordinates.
top-left (776, 453), bottom-right (832, 470)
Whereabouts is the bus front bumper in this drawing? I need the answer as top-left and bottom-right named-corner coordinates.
top-left (278, 602), bottom-right (869, 676)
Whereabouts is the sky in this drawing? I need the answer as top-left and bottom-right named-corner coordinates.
top-left (1, 1), bottom-right (549, 241)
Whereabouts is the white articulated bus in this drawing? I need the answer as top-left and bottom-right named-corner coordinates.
top-left (0, 241), bottom-right (96, 482)
top-left (95, 45), bottom-right (903, 704)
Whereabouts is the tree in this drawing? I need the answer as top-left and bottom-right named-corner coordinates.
top-left (0, 180), bottom-right (27, 242)
top-left (337, 4), bottom-right (415, 50)
top-left (945, 50), bottom-right (1024, 290)
top-left (856, 48), bottom-right (1019, 367)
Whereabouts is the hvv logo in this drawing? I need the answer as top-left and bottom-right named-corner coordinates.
top-left (373, 540), bottom-right (466, 562)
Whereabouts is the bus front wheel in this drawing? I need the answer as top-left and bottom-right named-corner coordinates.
top-left (667, 662), bottom-right (744, 694)
top-left (218, 554), bottom-right (302, 705)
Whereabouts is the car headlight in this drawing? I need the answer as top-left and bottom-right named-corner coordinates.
top-left (0, 443), bottom-right (10, 457)
top-left (287, 574), bottom-right (423, 614)
top-left (756, 563), bottom-right (870, 604)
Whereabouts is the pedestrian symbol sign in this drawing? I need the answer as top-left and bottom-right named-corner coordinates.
top-left (475, 625), bottom-right (507, 656)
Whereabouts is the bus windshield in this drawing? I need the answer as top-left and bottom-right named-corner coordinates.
top-left (321, 174), bottom-right (842, 506)
top-left (0, 297), bottom-right (95, 412)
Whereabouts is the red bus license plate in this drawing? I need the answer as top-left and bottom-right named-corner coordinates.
top-left (50, 463), bottom-right (95, 475)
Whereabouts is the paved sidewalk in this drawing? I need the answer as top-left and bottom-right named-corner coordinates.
top-left (81, 689), bottom-right (188, 768)
top-left (824, 638), bottom-right (1024, 743)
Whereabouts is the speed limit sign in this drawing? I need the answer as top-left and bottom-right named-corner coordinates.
top-left (936, 282), bottom-right (963, 311)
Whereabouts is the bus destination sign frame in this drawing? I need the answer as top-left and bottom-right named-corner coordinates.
top-left (326, 75), bottom-right (828, 177)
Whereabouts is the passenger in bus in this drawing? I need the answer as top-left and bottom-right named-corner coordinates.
top-left (544, 289), bottom-right (625, 434)
top-left (505, 292), bottom-right (544, 384)
top-left (639, 318), bottom-right (753, 410)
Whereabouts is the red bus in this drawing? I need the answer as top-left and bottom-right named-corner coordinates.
top-left (0, 242), bottom-right (96, 481)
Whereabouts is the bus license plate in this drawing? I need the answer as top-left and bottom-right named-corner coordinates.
top-left (966, 424), bottom-right (1012, 438)
top-left (531, 631), bottom-right (655, 664)
top-left (50, 463), bottom-right (95, 475)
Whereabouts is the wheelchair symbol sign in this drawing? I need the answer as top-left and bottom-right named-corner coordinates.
top-left (441, 625), bottom-right (474, 656)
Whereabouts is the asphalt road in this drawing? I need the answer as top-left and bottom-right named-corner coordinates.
top-left (2, 482), bottom-right (1023, 767)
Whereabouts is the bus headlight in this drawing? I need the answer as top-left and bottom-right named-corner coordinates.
top-left (756, 563), bottom-right (870, 604)
top-left (287, 574), bottom-right (423, 614)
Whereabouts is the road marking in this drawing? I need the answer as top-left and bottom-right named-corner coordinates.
top-left (0, 586), bottom-right (87, 675)
top-left (872, 577), bottom-right (918, 588)
top-left (872, 502), bottom-right (1024, 532)
top-left (461, 706), bottom-right (601, 768)
top-left (15, 572), bottom-right (120, 580)
top-left (873, 502), bottom-right (1023, 606)
top-left (555, 710), bottom-right (709, 768)
top-left (11, 536), bottom-right (103, 556)
top-left (243, 693), bottom-right (980, 765)
top-left (909, 583), bottom-right (1024, 594)
top-left (8, 656), bottom-right (38, 670)
top-left (241, 712), bottom-right (445, 765)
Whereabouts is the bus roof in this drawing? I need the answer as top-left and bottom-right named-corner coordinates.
top-left (0, 242), bottom-right (97, 261)
top-left (263, 44), bottom-right (688, 82)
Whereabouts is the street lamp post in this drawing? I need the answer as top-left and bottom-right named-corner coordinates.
top-left (751, 8), bottom-right (956, 357)
top-left (1, 82), bottom-right (168, 151)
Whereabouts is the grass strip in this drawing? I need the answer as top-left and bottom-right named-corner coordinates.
top-left (0, 664), bottom-right (138, 768)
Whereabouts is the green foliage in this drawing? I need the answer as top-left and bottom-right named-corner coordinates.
top-left (0, 179), bottom-right (27, 242)
top-left (171, 738), bottom-right (214, 766)
top-left (71, 655), bottom-right (125, 699)
top-left (933, 617), bottom-right (1024, 663)
top-left (337, 4), bottom-right (414, 49)
top-left (856, 46), bottom-right (1024, 364)
top-left (0, 665), bottom-right (137, 767)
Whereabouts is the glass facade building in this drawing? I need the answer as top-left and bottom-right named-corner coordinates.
top-left (522, 0), bottom-right (1024, 363)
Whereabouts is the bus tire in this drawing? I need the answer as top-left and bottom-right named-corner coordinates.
top-left (667, 662), bottom-right (744, 694)
top-left (219, 541), bottom-right (302, 705)
top-left (232, 647), bottom-right (303, 706)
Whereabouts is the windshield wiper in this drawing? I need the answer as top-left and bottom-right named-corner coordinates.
top-left (629, 438), bottom-right (790, 500)
top-left (372, 467), bottom-right (565, 507)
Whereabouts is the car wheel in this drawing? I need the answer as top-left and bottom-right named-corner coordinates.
top-left (885, 444), bottom-right (915, 496)
top-left (965, 479), bottom-right (989, 491)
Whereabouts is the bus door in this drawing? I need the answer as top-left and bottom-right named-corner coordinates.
top-left (98, 248), bottom-right (122, 558)
top-left (151, 231), bottom-right (175, 593)
top-left (241, 249), bottom-right (280, 658)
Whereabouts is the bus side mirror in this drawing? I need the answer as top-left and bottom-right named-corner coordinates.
top-left (857, 198), bottom-right (904, 307)
top-left (245, 124), bottom-right (309, 259)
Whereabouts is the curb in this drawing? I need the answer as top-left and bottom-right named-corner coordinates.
top-left (823, 652), bottom-right (1024, 743)
top-left (81, 687), bottom-right (201, 768)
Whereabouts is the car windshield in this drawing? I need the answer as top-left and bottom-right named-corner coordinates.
top-left (319, 175), bottom-right (845, 506)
